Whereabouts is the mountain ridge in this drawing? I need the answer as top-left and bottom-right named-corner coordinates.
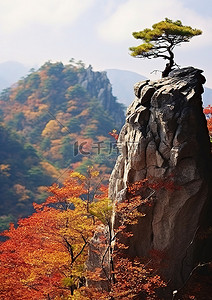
top-left (0, 61), bottom-right (125, 170)
top-left (0, 61), bottom-right (211, 107)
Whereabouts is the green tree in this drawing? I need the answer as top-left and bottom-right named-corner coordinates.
top-left (14, 89), bottom-right (31, 103)
top-left (26, 73), bottom-right (41, 89)
top-left (129, 18), bottom-right (202, 77)
top-left (7, 112), bottom-right (25, 131)
top-left (66, 84), bottom-right (86, 99)
top-left (67, 117), bottom-right (81, 132)
top-left (27, 166), bottom-right (51, 186)
top-left (59, 136), bottom-right (75, 167)
top-left (40, 137), bottom-right (51, 151)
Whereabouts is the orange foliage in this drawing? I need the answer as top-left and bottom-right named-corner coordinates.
top-left (0, 210), bottom-right (69, 299)
top-left (0, 171), bottom-right (168, 299)
top-left (41, 120), bottom-right (61, 138)
top-left (0, 169), bottom-right (107, 299)
top-left (203, 105), bottom-right (212, 138)
top-left (0, 164), bottom-right (10, 176)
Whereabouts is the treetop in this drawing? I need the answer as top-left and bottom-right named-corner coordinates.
top-left (132, 18), bottom-right (202, 45)
top-left (129, 18), bottom-right (202, 77)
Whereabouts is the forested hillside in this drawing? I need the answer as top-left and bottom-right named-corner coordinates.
top-left (0, 61), bottom-right (125, 229)
top-left (0, 123), bottom-right (57, 230)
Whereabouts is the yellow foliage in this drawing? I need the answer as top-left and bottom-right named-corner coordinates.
top-left (24, 110), bottom-right (41, 120)
top-left (89, 198), bottom-right (112, 225)
top-left (90, 170), bottom-right (99, 177)
top-left (0, 164), bottom-right (10, 176)
top-left (41, 120), bottom-right (61, 138)
top-left (61, 127), bottom-right (69, 133)
top-left (87, 166), bottom-right (99, 178)
top-left (70, 172), bottom-right (86, 181)
top-left (40, 161), bottom-right (60, 179)
top-left (38, 104), bottom-right (48, 112)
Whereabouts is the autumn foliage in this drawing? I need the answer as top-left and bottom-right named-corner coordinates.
top-left (0, 168), bottom-right (102, 299)
top-left (0, 169), bottom-right (167, 299)
top-left (108, 129), bottom-right (119, 141)
top-left (203, 105), bottom-right (212, 140)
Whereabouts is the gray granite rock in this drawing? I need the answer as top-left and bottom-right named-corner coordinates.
top-left (78, 65), bottom-right (125, 127)
top-left (109, 67), bottom-right (212, 292)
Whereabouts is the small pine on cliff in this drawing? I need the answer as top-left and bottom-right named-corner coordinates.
top-left (130, 18), bottom-right (202, 77)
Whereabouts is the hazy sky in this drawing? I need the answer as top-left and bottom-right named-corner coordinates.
top-left (0, 0), bottom-right (212, 87)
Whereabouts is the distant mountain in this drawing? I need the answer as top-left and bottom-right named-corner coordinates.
top-left (0, 62), bottom-right (211, 107)
top-left (204, 87), bottom-right (212, 106)
top-left (106, 69), bottom-right (212, 107)
top-left (106, 69), bottom-right (146, 107)
top-left (0, 61), bottom-right (30, 90)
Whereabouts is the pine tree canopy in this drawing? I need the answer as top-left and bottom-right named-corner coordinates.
top-left (129, 18), bottom-right (202, 77)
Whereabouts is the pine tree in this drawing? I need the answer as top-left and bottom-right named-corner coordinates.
top-left (129, 18), bottom-right (202, 77)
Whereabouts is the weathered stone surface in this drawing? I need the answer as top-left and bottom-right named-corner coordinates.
top-left (109, 67), bottom-right (212, 293)
top-left (86, 225), bottom-right (110, 291)
top-left (78, 65), bottom-right (125, 127)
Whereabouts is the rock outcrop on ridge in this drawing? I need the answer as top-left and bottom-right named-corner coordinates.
top-left (78, 65), bottom-right (125, 127)
top-left (109, 67), bottom-right (212, 291)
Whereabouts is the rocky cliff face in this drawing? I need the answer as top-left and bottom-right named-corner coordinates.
top-left (109, 67), bottom-right (212, 291)
top-left (78, 65), bottom-right (125, 127)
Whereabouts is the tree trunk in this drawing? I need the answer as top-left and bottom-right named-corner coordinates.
top-left (162, 49), bottom-right (174, 77)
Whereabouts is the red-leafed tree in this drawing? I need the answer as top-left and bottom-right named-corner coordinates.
top-left (108, 129), bottom-right (119, 141)
top-left (0, 170), bottom-right (168, 299)
top-left (82, 178), bottom-right (167, 299)
top-left (0, 168), bottom-right (106, 299)
top-left (203, 105), bottom-right (212, 141)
